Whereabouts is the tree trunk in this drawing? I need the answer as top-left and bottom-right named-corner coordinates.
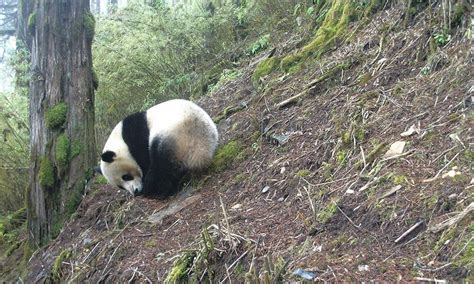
top-left (26, 0), bottom-right (96, 247)
top-left (17, 0), bottom-right (33, 50)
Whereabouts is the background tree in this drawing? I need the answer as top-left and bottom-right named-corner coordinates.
top-left (26, 0), bottom-right (96, 247)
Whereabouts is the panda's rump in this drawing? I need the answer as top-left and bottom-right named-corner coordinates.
top-left (147, 100), bottom-right (218, 171)
top-left (170, 116), bottom-right (216, 169)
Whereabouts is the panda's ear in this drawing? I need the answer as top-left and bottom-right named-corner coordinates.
top-left (101, 151), bottom-right (116, 163)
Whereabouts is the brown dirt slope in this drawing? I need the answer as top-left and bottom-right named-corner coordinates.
top-left (26, 4), bottom-right (473, 283)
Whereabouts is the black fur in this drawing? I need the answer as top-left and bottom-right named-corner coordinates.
top-left (141, 137), bottom-right (186, 199)
top-left (101, 151), bottom-right (116, 163)
top-left (122, 112), bottom-right (150, 175)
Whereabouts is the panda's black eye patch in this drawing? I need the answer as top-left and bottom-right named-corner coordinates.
top-left (122, 174), bottom-right (134, 181)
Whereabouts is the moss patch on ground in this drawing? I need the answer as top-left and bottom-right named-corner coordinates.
top-left (212, 141), bottom-right (242, 172)
top-left (252, 57), bottom-right (280, 84)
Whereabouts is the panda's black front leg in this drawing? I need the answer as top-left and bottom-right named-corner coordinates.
top-left (142, 137), bottom-right (185, 199)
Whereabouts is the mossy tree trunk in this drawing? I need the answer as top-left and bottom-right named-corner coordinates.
top-left (26, 0), bottom-right (96, 247)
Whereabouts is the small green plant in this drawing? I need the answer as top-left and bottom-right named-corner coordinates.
top-left (165, 251), bottom-right (196, 283)
top-left (247, 34), bottom-right (270, 55)
top-left (317, 202), bottom-right (338, 224)
top-left (296, 169), bottom-right (311, 178)
top-left (209, 69), bottom-right (241, 93)
top-left (51, 249), bottom-right (73, 281)
top-left (433, 32), bottom-right (451, 47)
top-left (336, 149), bottom-right (348, 165)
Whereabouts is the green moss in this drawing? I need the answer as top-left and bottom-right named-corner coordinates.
top-left (252, 57), bottom-right (280, 84)
top-left (94, 175), bottom-right (108, 185)
top-left (165, 251), bottom-right (196, 283)
top-left (355, 127), bottom-right (366, 142)
top-left (424, 194), bottom-right (438, 209)
top-left (296, 169), bottom-right (311, 178)
top-left (317, 202), bottom-right (338, 224)
top-left (281, 0), bottom-right (352, 71)
top-left (65, 188), bottom-right (83, 215)
top-left (84, 12), bottom-right (96, 42)
top-left (280, 53), bottom-right (303, 73)
top-left (71, 141), bottom-right (82, 159)
top-left (391, 174), bottom-right (407, 185)
top-left (341, 131), bottom-right (351, 145)
top-left (464, 149), bottom-right (474, 163)
top-left (39, 157), bottom-right (55, 188)
top-left (55, 134), bottom-right (70, 171)
top-left (336, 149), bottom-right (348, 166)
top-left (320, 162), bottom-right (334, 180)
top-left (451, 2), bottom-right (468, 28)
top-left (212, 141), bottom-right (242, 172)
top-left (46, 103), bottom-right (67, 129)
top-left (28, 12), bottom-right (36, 33)
top-left (51, 249), bottom-right (72, 281)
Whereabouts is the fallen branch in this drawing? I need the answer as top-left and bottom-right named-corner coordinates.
top-left (148, 193), bottom-right (202, 224)
top-left (429, 202), bottom-right (474, 233)
top-left (213, 102), bottom-right (247, 123)
top-left (276, 60), bottom-right (352, 108)
top-left (395, 221), bottom-right (424, 244)
top-left (413, 277), bottom-right (446, 283)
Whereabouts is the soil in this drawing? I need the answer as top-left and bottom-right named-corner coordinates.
top-left (17, 4), bottom-right (474, 283)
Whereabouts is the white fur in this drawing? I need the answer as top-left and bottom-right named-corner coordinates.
top-left (146, 99), bottom-right (218, 169)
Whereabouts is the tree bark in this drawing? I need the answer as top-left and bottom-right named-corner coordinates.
top-left (17, 0), bottom-right (33, 50)
top-left (26, 0), bottom-right (96, 247)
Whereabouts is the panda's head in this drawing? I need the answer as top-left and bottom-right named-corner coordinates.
top-left (99, 120), bottom-right (145, 197)
top-left (100, 150), bottom-right (143, 195)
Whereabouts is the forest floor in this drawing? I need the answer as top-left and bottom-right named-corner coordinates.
top-left (4, 4), bottom-right (473, 283)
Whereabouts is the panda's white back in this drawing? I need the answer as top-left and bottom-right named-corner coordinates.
top-left (146, 99), bottom-right (218, 170)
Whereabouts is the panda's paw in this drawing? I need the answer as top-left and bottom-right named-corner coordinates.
top-left (142, 177), bottom-right (177, 199)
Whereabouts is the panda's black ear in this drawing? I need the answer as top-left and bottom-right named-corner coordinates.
top-left (101, 151), bottom-right (116, 163)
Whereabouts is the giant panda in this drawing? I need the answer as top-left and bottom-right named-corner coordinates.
top-left (99, 99), bottom-right (218, 199)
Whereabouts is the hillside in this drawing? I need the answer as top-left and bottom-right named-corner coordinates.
top-left (18, 2), bottom-right (474, 283)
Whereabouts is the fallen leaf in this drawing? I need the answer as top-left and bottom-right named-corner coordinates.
top-left (383, 141), bottom-right (406, 158)
top-left (400, 124), bottom-right (419, 137)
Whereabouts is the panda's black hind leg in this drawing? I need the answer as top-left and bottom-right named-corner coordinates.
top-left (142, 137), bottom-right (186, 199)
